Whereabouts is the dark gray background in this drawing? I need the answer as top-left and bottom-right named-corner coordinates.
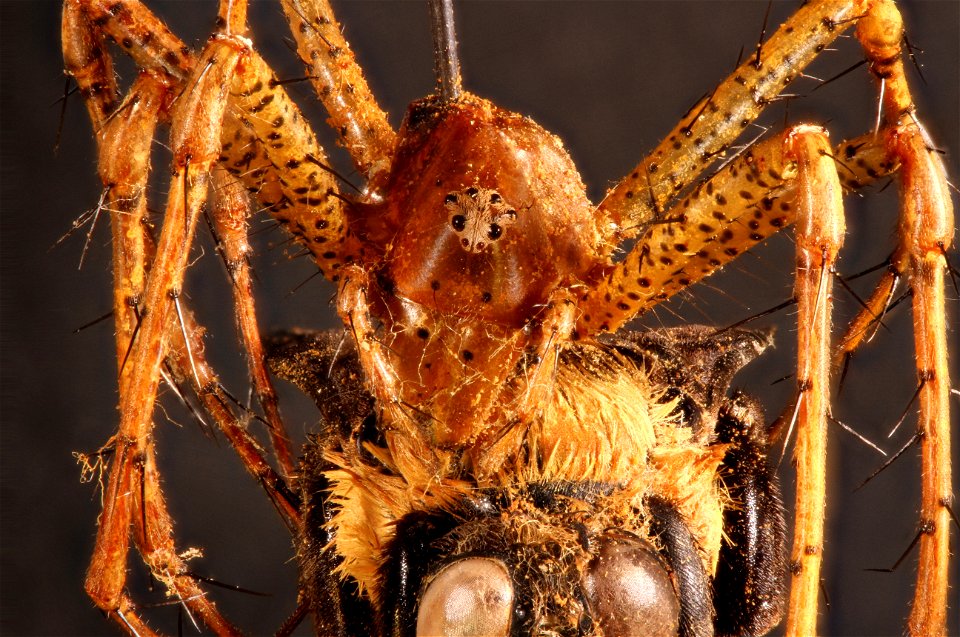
top-left (2, 1), bottom-right (957, 634)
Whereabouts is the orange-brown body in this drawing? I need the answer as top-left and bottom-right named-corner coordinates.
top-left (354, 95), bottom-right (604, 449)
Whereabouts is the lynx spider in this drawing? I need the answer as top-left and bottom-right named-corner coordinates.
top-left (62, 0), bottom-right (954, 634)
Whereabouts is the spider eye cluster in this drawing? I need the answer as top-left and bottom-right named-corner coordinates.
top-left (443, 187), bottom-right (518, 253)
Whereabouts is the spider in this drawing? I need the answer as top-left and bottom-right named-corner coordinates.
top-left (61, 0), bottom-right (955, 634)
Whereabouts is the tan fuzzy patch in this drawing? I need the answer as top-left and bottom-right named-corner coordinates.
top-left (324, 454), bottom-right (472, 602)
top-left (326, 340), bottom-right (730, 603)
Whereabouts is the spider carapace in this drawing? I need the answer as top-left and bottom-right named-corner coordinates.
top-left (349, 94), bottom-right (601, 450)
top-left (63, 0), bottom-right (953, 634)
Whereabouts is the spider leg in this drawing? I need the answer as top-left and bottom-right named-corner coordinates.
top-left (782, 126), bottom-right (845, 637)
top-left (167, 293), bottom-right (302, 531)
top-left (596, 0), bottom-right (866, 239)
top-left (131, 443), bottom-right (242, 636)
top-left (853, 5), bottom-right (954, 634)
top-left (277, 0), bottom-right (397, 180)
top-left (81, 36), bottom-right (244, 626)
top-left (217, 47), bottom-right (355, 279)
top-left (68, 0), bottom-right (358, 280)
top-left (575, 129), bottom-right (896, 336)
top-left (208, 168), bottom-right (295, 477)
top-left (888, 125), bottom-right (953, 637)
top-left (64, 0), bottom-right (195, 83)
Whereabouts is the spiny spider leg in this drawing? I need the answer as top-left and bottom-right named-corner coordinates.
top-left (890, 127), bottom-right (953, 637)
top-left (581, 0), bottom-right (952, 634)
top-left (83, 35), bottom-right (243, 626)
top-left (783, 126), bottom-right (845, 637)
top-left (208, 169), bottom-right (295, 476)
top-left (575, 129), bottom-right (896, 334)
top-left (853, 5), bottom-right (953, 634)
top-left (277, 0), bottom-right (397, 180)
top-left (216, 47), bottom-right (351, 279)
top-left (597, 0), bottom-right (862, 233)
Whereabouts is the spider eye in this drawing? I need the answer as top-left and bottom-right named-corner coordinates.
top-left (417, 558), bottom-right (513, 637)
top-left (583, 539), bottom-right (679, 637)
top-left (487, 223), bottom-right (502, 240)
top-left (444, 193), bottom-right (459, 205)
top-left (489, 192), bottom-right (502, 204)
top-left (451, 214), bottom-right (467, 232)
top-left (465, 186), bottom-right (479, 198)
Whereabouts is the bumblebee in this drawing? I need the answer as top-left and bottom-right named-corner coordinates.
top-left (269, 325), bottom-right (787, 636)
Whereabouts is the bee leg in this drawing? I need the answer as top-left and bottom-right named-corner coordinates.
top-left (298, 444), bottom-right (372, 637)
top-left (713, 393), bottom-right (788, 637)
top-left (647, 496), bottom-right (715, 637)
top-left (378, 509), bottom-right (462, 637)
top-left (266, 330), bottom-right (377, 636)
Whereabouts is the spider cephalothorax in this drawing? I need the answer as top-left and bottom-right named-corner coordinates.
top-left (346, 94), bottom-right (603, 456)
top-left (64, 0), bottom-right (953, 634)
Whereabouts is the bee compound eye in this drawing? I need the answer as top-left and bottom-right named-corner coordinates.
top-left (416, 558), bottom-right (513, 637)
top-left (583, 539), bottom-right (680, 637)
